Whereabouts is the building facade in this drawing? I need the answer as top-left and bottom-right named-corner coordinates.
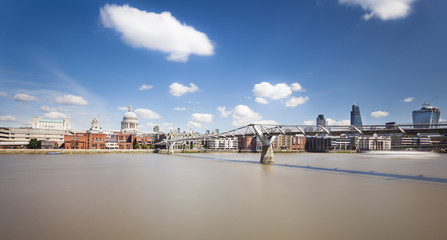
top-left (32, 117), bottom-right (71, 130)
top-left (316, 114), bottom-right (326, 127)
top-left (0, 127), bottom-right (68, 149)
top-left (358, 135), bottom-right (391, 151)
top-left (412, 102), bottom-right (441, 128)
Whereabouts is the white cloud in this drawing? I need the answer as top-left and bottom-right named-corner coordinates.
top-left (187, 121), bottom-right (202, 129)
top-left (326, 118), bottom-right (350, 125)
top-left (169, 82), bottom-right (199, 96)
top-left (371, 111), bottom-right (389, 118)
top-left (285, 96), bottom-right (309, 107)
top-left (339, 0), bottom-right (417, 21)
top-left (403, 97), bottom-right (415, 103)
top-left (54, 94), bottom-right (88, 105)
top-left (40, 106), bottom-right (58, 112)
top-left (43, 112), bottom-right (68, 119)
top-left (173, 107), bottom-right (187, 111)
top-left (439, 118), bottom-right (447, 123)
top-left (217, 106), bottom-right (231, 118)
top-left (291, 83), bottom-right (305, 92)
top-left (304, 120), bottom-right (314, 125)
top-left (99, 4), bottom-right (214, 62)
top-left (255, 97), bottom-right (269, 104)
top-left (118, 106), bottom-right (128, 111)
top-left (191, 113), bottom-right (213, 123)
top-left (232, 105), bottom-right (262, 127)
top-left (0, 92), bottom-right (9, 98)
top-left (13, 93), bottom-right (39, 102)
top-left (0, 115), bottom-right (17, 122)
top-left (58, 107), bottom-right (68, 112)
top-left (138, 84), bottom-right (153, 90)
top-left (135, 108), bottom-right (162, 119)
top-left (253, 82), bottom-right (292, 100)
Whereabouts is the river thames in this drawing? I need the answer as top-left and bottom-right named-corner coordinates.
top-left (1, 152), bottom-right (446, 240)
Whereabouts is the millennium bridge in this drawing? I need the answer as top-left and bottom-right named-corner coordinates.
top-left (158, 123), bottom-right (447, 164)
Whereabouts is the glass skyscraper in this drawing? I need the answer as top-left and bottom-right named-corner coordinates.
top-left (316, 114), bottom-right (326, 127)
top-left (350, 103), bottom-right (363, 126)
top-left (412, 102), bottom-right (440, 128)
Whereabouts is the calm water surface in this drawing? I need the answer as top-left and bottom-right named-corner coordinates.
top-left (1, 153), bottom-right (447, 240)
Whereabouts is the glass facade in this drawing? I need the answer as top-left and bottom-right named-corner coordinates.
top-left (412, 103), bottom-right (440, 128)
top-left (350, 104), bottom-right (363, 126)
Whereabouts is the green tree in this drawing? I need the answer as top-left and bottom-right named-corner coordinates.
top-left (142, 144), bottom-right (148, 149)
top-left (28, 138), bottom-right (39, 149)
top-left (134, 142), bottom-right (141, 149)
top-left (150, 144), bottom-right (155, 149)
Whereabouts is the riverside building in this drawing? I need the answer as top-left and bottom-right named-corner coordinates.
top-left (32, 116), bottom-right (70, 130)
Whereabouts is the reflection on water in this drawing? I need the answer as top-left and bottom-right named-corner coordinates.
top-left (0, 153), bottom-right (446, 240)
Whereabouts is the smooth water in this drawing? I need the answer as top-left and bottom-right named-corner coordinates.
top-left (1, 153), bottom-right (446, 240)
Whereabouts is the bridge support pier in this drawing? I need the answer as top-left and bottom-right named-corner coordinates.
top-left (167, 142), bottom-right (175, 155)
top-left (252, 125), bottom-right (277, 164)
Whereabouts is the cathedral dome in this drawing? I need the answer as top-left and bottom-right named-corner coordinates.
top-left (121, 104), bottom-right (140, 133)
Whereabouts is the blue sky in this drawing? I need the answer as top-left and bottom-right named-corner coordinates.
top-left (1, 0), bottom-right (446, 132)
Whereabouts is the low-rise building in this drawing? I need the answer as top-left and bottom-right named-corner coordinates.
top-left (0, 127), bottom-right (68, 149)
top-left (358, 135), bottom-right (391, 151)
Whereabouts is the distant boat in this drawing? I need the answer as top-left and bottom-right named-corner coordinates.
top-left (46, 152), bottom-right (63, 155)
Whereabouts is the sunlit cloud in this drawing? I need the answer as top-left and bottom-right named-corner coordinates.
top-left (138, 84), bottom-right (153, 90)
top-left (13, 93), bottom-right (39, 102)
top-left (100, 4), bottom-right (214, 62)
top-left (135, 108), bottom-right (161, 119)
top-left (43, 112), bottom-right (68, 119)
top-left (339, 0), bottom-right (417, 21)
top-left (403, 97), bottom-right (415, 103)
top-left (217, 106), bottom-right (231, 118)
top-left (54, 94), bottom-right (88, 105)
top-left (371, 111), bottom-right (389, 118)
top-left (285, 96), bottom-right (309, 107)
top-left (0, 115), bottom-right (17, 122)
top-left (169, 82), bottom-right (199, 97)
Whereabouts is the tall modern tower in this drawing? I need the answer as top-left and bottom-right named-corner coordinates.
top-left (350, 103), bottom-right (363, 126)
top-left (316, 114), bottom-right (326, 127)
top-left (412, 102), bottom-right (440, 128)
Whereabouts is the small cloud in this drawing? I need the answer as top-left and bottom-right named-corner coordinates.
top-left (58, 107), bottom-right (68, 112)
top-left (304, 120), bottom-right (314, 125)
top-left (216, 106), bottom-right (231, 118)
top-left (40, 106), bottom-right (58, 112)
top-left (232, 105), bottom-right (263, 127)
top-left (0, 115), bottom-right (17, 122)
top-left (54, 94), bottom-right (88, 105)
top-left (187, 121), bottom-right (202, 129)
top-left (253, 82), bottom-right (292, 100)
top-left (191, 113), bottom-right (213, 123)
top-left (291, 83), bottom-right (305, 92)
top-left (371, 111), bottom-right (389, 118)
top-left (255, 97), bottom-right (269, 104)
top-left (135, 108), bottom-right (162, 119)
top-left (173, 107), bottom-right (187, 111)
top-left (326, 118), bottom-right (350, 125)
top-left (13, 93), bottom-right (39, 102)
top-left (117, 106), bottom-right (128, 111)
top-left (43, 112), bottom-right (68, 119)
top-left (138, 84), bottom-right (153, 91)
top-left (169, 83), bottom-right (199, 97)
top-left (285, 96), bottom-right (309, 107)
top-left (0, 92), bottom-right (9, 98)
top-left (403, 97), bottom-right (415, 103)
top-left (339, 0), bottom-right (417, 21)
top-left (99, 4), bottom-right (214, 62)
top-left (439, 118), bottom-right (446, 123)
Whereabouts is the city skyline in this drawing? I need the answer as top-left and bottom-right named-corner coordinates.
top-left (1, 0), bottom-right (446, 132)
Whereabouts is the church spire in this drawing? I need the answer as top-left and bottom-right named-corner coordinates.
top-left (128, 103), bottom-right (132, 112)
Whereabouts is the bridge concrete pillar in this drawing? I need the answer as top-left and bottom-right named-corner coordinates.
top-left (252, 125), bottom-right (277, 164)
top-left (260, 144), bottom-right (275, 164)
top-left (167, 142), bottom-right (175, 155)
